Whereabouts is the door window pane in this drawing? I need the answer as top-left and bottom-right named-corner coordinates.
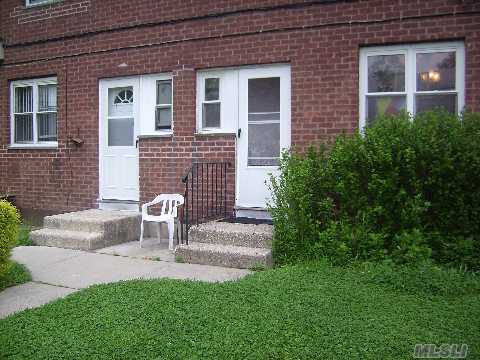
top-left (248, 112), bottom-right (280, 122)
top-left (202, 103), bottom-right (220, 128)
top-left (248, 78), bottom-right (280, 113)
top-left (367, 95), bottom-right (406, 125)
top-left (14, 86), bottom-right (33, 113)
top-left (368, 54), bottom-right (405, 92)
top-left (109, 87), bottom-right (133, 117)
top-left (205, 78), bottom-right (219, 101)
top-left (248, 123), bottom-right (280, 166)
top-left (155, 107), bottom-right (172, 129)
top-left (14, 114), bottom-right (33, 142)
top-left (248, 77), bottom-right (281, 166)
top-left (108, 117), bottom-right (134, 146)
top-left (417, 52), bottom-right (455, 91)
top-left (157, 80), bottom-right (172, 104)
top-left (38, 113), bottom-right (57, 141)
top-left (415, 94), bottom-right (457, 114)
top-left (38, 84), bottom-right (57, 112)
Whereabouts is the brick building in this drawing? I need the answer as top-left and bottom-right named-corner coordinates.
top-left (0, 0), bottom-right (479, 217)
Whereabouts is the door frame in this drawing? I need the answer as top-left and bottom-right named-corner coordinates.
top-left (98, 76), bottom-right (140, 202)
top-left (235, 64), bottom-right (291, 209)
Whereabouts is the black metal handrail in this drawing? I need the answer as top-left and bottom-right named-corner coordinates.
top-left (180, 161), bottom-right (230, 245)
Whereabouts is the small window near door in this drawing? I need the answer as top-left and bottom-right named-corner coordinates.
top-left (11, 77), bottom-right (58, 147)
top-left (155, 80), bottom-right (173, 130)
top-left (202, 78), bottom-right (221, 129)
top-left (359, 42), bottom-right (465, 128)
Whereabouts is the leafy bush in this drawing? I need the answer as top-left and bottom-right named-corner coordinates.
top-left (0, 200), bottom-right (21, 277)
top-left (269, 110), bottom-right (480, 269)
top-left (356, 260), bottom-right (480, 297)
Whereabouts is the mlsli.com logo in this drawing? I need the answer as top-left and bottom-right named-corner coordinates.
top-left (413, 344), bottom-right (468, 359)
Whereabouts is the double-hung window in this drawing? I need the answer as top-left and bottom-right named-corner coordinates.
top-left (359, 42), bottom-right (465, 128)
top-left (196, 70), bottom-right (238, 134)
top-left (11, 77), bottom-right (58, 147)
top-left (202, 78), bottom-right (221, 129)
top-left (155, 79), bottom-right (173, 130)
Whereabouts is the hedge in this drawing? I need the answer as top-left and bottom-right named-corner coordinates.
top-left (269, 110), bottom-right (480, 270)
top-left (0, 200), bottom-right (21, 277)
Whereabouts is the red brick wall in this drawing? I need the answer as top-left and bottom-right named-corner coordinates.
top-left (0, 0), bottom-right (479, 212)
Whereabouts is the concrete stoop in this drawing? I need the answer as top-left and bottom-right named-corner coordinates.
top-left (30, 209), bottom-right (141, 250)
top-left (175, 221), bottom-right (273, 269)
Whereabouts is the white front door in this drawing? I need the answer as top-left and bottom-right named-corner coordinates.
top-left (236, 65), bottom-right (291, 209)
top-left (99, 78), bottom-right (139, 201)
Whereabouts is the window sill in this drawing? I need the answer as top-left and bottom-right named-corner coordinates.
top-left (195, 131), bottom-right (236, 136)
top-left (138, 133), bottom-right (173, 139)
top-left (8, 143), bottom-right (58, 150)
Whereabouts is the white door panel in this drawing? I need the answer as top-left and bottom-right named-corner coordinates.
top-left (99, 78), bottom-right (139, 201)
top-left (236, 65), bottom-right (291, 208)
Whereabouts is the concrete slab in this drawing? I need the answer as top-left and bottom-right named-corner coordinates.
top-left (0, 282), bottom-right (77, 319)
top-left (11, 246), bottom-right (84, 274)
top-left (96, 238), bottom-right (175, 262)
top-left (12, 246), bottom-right (251, 290)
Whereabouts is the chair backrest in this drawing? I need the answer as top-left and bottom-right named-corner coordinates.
top-left (144, 194), bottom-right (184, 218)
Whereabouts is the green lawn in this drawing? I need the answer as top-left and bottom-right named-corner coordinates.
top-left (0, 262), bottom-right (478, 359)
top-left (16, 224), bottom-right (34, 247)
top-left (0, 262), bottom-right (31, 293)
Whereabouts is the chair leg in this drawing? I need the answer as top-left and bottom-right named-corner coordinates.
top-left (175, 219), bottom-right (180, 246)
top-left (168, 220), bottom-right (174, 251)
top-left (140, 220), bottom-right (145, 248)
top-left (157, 222), bottom-right (162, 244)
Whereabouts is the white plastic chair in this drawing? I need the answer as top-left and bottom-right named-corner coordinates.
top-left (139, 194), bottom-right (184, 250)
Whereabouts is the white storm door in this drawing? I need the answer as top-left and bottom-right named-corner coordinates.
top-left (237, 65), bottom-right (291, 208)
top-left (99, 78), bottom-right (139, 201)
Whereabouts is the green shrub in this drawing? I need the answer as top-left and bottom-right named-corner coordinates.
top-left (356, 261), bottom-right (480, 297)
top-left (269, 110), bottom-right (480, 269)
top-left (0, 200), bottom-right (21, 276)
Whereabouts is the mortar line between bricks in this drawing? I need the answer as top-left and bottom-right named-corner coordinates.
top-left (3, 9), bottom-right (479, 67)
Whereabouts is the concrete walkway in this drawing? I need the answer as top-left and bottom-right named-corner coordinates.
top-left (0, 246), bottom-right (251, 319)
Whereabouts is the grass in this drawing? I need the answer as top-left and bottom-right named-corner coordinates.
top-left (0, 262), bottom-right (31, 293)
top-left (16, 224), bottom-right (34, 246)
top-left (0, 261), bottom-right (478, 359)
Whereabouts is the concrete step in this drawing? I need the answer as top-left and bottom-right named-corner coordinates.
top-left (188, 221), bottom-right (272, 249)
top-left (33, 209), bottom-right (142, 250)
top-left (30, 228), bottom-right (106, 250)
top-left (175, 242), bottom-right (273, 269)
top-left (98, 199), bottom-right (139, 211)
top-left (44, 209), bottom-right (140, 233)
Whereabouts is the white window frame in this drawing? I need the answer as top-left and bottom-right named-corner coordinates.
top-left (359, 41), bottom-right (465, 130)
top-left (155, 79), bottom-right (173, 131)
top-left (25, 0), bottom-right (58, 8)
top-left (137, 73), bottom-right (173, 136)
top-left (196, 69), bottom-right (238, 134)
top-left (10, 77), bottom-right (58, 149)
top-left (197, 73), bottom-right (223, 132)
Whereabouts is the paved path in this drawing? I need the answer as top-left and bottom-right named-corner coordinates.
top-left (0, 246), bottom-right (251, 319)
